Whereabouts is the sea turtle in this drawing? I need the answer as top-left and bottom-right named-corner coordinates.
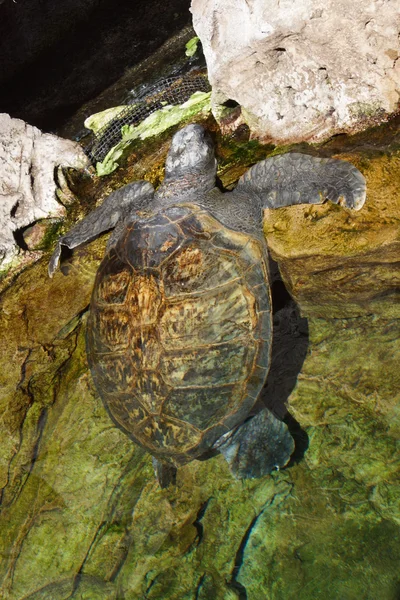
top-left (49, 124), bottom-right (366, 486)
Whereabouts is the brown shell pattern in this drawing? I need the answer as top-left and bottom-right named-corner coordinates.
top-left (87, 204), bottom-right (272, 466)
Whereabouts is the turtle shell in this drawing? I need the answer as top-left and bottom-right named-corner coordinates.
top-left (87, 204), bottom-right (272, 466)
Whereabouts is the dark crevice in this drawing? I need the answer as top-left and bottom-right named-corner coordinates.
top-left (1, 407), bottom-right (48, 513)
top-left (228, 513), bottom-right (261, 599)
top-left (16, 347), bottom-right (33, 393)
top-left (321, 132), bottom-right (347, 144)
top-left (271, 279), bottom-right (292, 314)
top-left (13, 227), bottom-right (30, 251)
top-left (194, 573), bottom-right (206, 600)
top-left (29, 163), bottom-right (35, 195)
top-left (193, 498), bottom-right (211, 546)
top-left (70, 521), bottom-right (108, 597)
top-left (10, 200), bottom-right (20, 219)
top-left (145, 574), bottom-right (159, 596)
top-left (222, 99), bottom-right (240, 109)
top-left (30, 408), bottom-right (48, 473)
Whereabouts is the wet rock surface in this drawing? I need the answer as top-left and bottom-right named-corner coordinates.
top-left (0, 117), bottom-right (398, 598)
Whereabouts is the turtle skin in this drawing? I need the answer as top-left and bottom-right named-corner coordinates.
top-left (87, 203), bottom-right (272, 467)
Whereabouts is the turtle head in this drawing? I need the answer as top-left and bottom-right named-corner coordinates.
top-left (164, 124), bottom-right (216, 182)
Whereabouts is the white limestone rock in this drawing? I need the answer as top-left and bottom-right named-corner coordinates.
top-left (0, 113), bottom-right (89, 269)
top-left (191, 0), bottom-right (400, 143)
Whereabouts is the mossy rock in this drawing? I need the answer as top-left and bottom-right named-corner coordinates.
top-left (264, 151), bottom-right (400, 318)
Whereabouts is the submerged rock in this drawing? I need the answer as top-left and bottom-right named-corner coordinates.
top-left (0, 118), bottom-right (398, 598)
top-left (191, 0), bottom-right (400, 143)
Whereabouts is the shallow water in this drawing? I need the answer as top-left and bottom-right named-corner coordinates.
top-left (0, 283), bottom-right (398, 598)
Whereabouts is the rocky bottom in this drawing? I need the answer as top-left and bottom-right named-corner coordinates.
top-left (0, 255), bottom-right (398, 599)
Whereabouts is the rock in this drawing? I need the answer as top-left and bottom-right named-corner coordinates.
top-left (0, 114), bottom-right (89, 270)
top-left (263, 150), bottom-right (400, 318)
top-left (22, 219), bottom-right (61, 251)
top-left (191, 0), bottom-right (400, 143)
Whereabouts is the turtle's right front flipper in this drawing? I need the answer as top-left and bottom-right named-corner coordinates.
top-left (48, 180), bottom-right (154, 277)
top-left (237, 153), bottom-right (366, 211)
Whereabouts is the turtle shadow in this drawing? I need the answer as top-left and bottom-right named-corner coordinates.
top-left (259, 259), bottom-right (310, 466)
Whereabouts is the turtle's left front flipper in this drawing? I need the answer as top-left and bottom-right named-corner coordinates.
top-left (215, 409), bottom-right (295, 479)
top-left (48, 181), bottom-right (154, 277)
top-left (237, 153), bottom-right (366, 211)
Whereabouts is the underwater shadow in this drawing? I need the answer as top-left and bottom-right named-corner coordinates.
top-left (258, 258), bottom-right (310, 466)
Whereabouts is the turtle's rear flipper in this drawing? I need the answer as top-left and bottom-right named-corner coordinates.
top-left (152, 457), bottom-right (177, 488)
top-left (215, 409), bottom-right (294, 479)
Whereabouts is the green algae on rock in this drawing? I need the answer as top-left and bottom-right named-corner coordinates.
top-left (1, 295), bottom-right (398, 598)
top-left (238, 313), bottom-right (400, 600)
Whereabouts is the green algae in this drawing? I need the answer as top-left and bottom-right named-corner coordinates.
top-left (0, 318), bottom-right (138, 599)
top-left (185, 36), bottom-right (200, 58)
top-left (84, 106), bottom-right (129, 135)
top-left (236, 314), bottom-right (399, 600)
top-left (95, 91), bottom-right (211, 176)
top-left (0, 276), bottom-right (398, 598)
